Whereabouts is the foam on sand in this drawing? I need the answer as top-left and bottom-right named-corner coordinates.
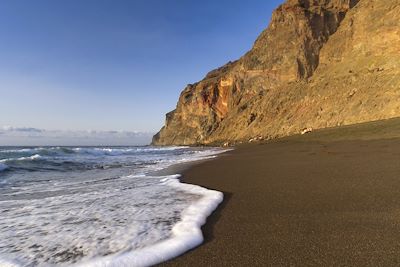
top-left (74, 175), bottom-right (223, 267)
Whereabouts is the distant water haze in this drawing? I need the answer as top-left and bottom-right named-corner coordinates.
top-left (0, 126), bottom-right (153, 146)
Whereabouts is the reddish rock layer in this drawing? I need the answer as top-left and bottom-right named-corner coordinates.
top-left (153, 0), bottom-right (400, 145)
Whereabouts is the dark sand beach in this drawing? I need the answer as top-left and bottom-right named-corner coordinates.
top-left (160, 119), bottom-right (400, 266)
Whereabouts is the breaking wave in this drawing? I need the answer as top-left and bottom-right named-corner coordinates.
top-left (0, 146), bottom-right (227, 266)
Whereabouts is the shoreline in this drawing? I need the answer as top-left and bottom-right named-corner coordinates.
top-left (0, 146), bottom-right (229, 267)
top-left (157, 122), bottom-right (400, 266)
top-left (150, 148), bottom-right (233, 177)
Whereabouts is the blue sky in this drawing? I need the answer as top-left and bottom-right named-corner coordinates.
top-left (0, 0), bottom-right (282, 144)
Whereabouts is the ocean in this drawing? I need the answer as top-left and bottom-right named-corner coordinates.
top-left (0, 146), bottom-right (225, 267)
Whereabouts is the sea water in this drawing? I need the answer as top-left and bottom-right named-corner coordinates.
top-left (0, 146), bottom-right (225, 267)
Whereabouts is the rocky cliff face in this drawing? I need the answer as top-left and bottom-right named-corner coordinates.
top-left (152, 0), bottom-right (400, 146)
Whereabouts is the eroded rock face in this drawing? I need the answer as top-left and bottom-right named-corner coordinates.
top-left (153, 0), bottom-right (400, 146)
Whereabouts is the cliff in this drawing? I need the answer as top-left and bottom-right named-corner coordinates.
top-left (153, 0), bottom-right (400, 146)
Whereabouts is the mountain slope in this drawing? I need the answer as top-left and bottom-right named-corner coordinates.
top-left (153, 0), bottom-right (400, 146)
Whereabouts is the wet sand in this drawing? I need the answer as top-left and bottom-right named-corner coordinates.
top-left (159, 120), bottom-right (400, 266)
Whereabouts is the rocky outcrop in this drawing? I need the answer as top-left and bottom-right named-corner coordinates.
top-left (153, 0), bottom-right (400, 146)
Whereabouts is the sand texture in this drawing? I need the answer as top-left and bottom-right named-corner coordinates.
top-left (160, 120), bottom-right (400, 266)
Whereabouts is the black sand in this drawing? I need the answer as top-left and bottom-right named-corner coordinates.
top-left (159, 119), bottom-right (400, 266)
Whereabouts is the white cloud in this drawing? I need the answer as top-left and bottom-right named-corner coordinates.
top-left (2, 126), bottom-right (44, 133)
top-left (0, 126), bottom-right (154, 146)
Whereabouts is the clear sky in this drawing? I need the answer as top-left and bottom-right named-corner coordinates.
top-left (0, 0), bottom-right (283, 145)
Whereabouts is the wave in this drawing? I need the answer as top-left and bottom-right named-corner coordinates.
top-left (0, 154), bottom-right (42, 164)
top-left (74, 175), bottom-right (223, 267)
top-left (0, 146), bottom-right (209, 173)
top-left (1, 146), bottom-right (189, 158)
top-left (0, 147), bottom-right (229, 266)
top-left (0, 163), bottom-right (8, 172)
top-left (0, 175), bottom-right (224, 267)
top-left (72, 146), bottom-right (189, 156)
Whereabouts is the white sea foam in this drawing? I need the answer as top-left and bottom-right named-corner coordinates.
top-left (0, 146), bottom-right (229, 266)
top-left (0, 258), bottom-right (19, 267)
top-left (0, 176), bottom-right (223, 267)
top-left (0, 154), bottom-right (42, 163)
top-left (72, 146), bottom-right (189, 156)
top-left (74, 175), bottom-right (223, 267)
